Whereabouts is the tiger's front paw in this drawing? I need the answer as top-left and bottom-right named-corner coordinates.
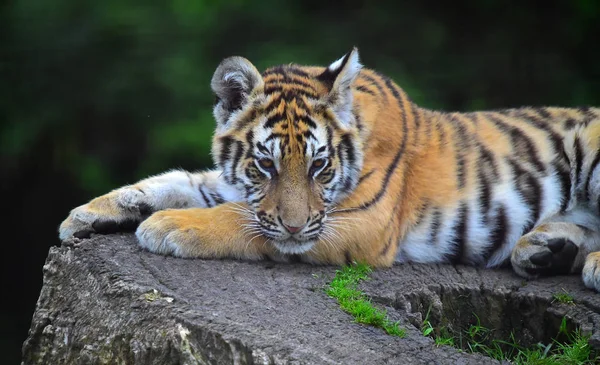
top-left (582, 252), bottom-right (600, 292)
top-left (59, 189), bottom-right (152, 241)
top-left (135, 210), bottom-right (203, 258)
top-left (511, 235), bottom-right (580, 278)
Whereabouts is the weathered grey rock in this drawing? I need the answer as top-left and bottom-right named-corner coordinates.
top-left (22, 234), bottom-right (600, 364)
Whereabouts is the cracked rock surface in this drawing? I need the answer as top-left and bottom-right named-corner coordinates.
top-left (22, 234), bottom-right (600, 364)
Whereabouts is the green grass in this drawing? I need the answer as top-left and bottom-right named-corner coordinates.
top-left (421, 314), bottom-right (598, 364)
top-left (552, 289), bottom-right (575, 305)
top-left (326, 263), bottom-right (406, 337)
top-left (326, 265), bottom-right (596, 363)
top-left (421, 306), bottom-right (455, 347)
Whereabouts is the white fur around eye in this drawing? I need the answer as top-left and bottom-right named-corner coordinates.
top-left (255, 158), bottom-right (277, 178)
top-left (310, 158), bottom-right (328, 177)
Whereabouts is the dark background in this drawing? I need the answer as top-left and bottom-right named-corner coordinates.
top-left (2, 1), bottom-right (599, 363)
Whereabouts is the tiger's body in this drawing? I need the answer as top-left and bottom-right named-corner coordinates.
top-left (59, 49), bottom-right (600, 291)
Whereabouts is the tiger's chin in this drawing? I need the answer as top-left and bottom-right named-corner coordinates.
top-left (272, 239), bottom-right (316, 255)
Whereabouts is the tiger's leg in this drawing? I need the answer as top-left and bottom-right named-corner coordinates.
top-left (135, 202), bottom-right (398, 265)
top-left (135, 204), bottom-right (283, 259)
top-left (59, 169), bottom-right (242, 240)
top-left (511, 222), bottom-right (600, 288)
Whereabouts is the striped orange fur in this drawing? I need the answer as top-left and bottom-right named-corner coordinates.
top-left (60, 48), bottom-right (600, 291)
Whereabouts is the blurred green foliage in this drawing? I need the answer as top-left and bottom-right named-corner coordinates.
top-left (3, 0), bottom-right (599, 196)
top-left (1, 1), bottom-right (599, 363)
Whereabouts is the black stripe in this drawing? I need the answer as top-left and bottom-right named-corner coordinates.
top-left (340, 134), bottom-right (356, 165)
top-left (304, 226), bottom-right (321, 235)
top-left (210, 192), bottom-right (225, 205)
top-left (249, 195), bottom-right (265, 205)
top-left (380, 236), bottom-right (394, 257)
top-left (482, 205), bottom-right (508, 262)
top-left (574, 136), bottom-right (584, 188)
top-left (452, 121), bottom-right (469, 190)
top-left (303, 129), bottom-right (316, 140)
top-left (304, 117), bottom-right (317, 129)
top-left (413, 108), bottom-right (421, 130)
top-left (585, 149), bottom-right (600, 200)
top-left (263, 85), bottom-right (318, 98)
top-left (428, 209), bottom-right (442, 246)
top-left (436, 121), bottom-right (447, 146)
top-left (293, 95), bottom-right (309, 110)
top-left (264, 78), bottom-right (318, 93)
top-left (230, 141), bottom-right (245, 184)
top-left (337, 133), bottom-right (346, 189)
top-left (198, 186), bottom-right (212, 207)
top-left (487, 113), bottom-right (546, 174)
top-left (320, 168), bottom-right (336, 184)
top-left (356, 169), bottom-right (375, 186)
top-left (263, 66), bottom-right (310, 78)
top-left (326, 126), bottom-right (336, 156)
top-left (515, 110), bottom-right (563, 153)
top-left (352, 109), bottom-right (364, 132)
top-left (413, 200), bottom-right (430, 227)
top-left (384, 77), bottom-right (406, 117)
top-left (579, 106), bottom-right (595, 121)
top-left (261, 224), bottom-right (281, 234)
top-left (264, 114), bottom-right (285, 129)
top-left (508, 158), bottom-right (542, 235)
top-left (478, 143), bottom-right (500, 180)
top-left (463, 112), bottom-right (480, 126)
top-left (256, 142), bottom-right (269, 154)
top-left (447, 203), bottom-right (468, 264)
top-left (264, 74), bottom-right (317, 90)
top-left (341, 80), bottom-right (409, 212)
top-left (245, 130), bottom-right (254, 158)
top-left (264, 97), bottom-right (283, 114)
top-left (477, 163), bottom-right (492, 220)
top-left (246, 165), bottom-right (265, 182)
top-left (564, 119), bottom-right (577, 130)
top-left (553, 160), bottom-right (571, 212)
top-left (244, 184), bottom-right (259, 197)
top-left (235, 109), bottom-right (258, 131)
top-left (218, 136), bottom-right (234, 166)
top-left (359, 73), bottom-right (386, 98)
top-left (535, 107), bottom-right (552, 120)
top-left (356, 85), bottom-right (376, 96)
top-left (265, 133), bottom-right (286, 142)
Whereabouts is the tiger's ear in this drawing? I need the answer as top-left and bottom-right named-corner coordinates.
top-left (319, 48), bottom-right (362, 127)
top-left (211, 56), bottom-right (263, 128)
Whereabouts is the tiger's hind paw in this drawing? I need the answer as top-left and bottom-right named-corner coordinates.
top-left (510, 222), bottom-right (592, 279)
top-left (511, 235), bottom-right (579, 278)
top-left (582, 252), bottom-right (600, 292)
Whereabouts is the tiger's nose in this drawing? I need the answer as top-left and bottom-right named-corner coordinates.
top-left (283, 223), bottom-right (305, 234)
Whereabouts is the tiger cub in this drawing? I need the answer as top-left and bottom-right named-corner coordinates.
top-left (59, 48), bottom-right (600, 291)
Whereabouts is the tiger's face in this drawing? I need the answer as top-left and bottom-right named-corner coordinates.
top-left (210, 49), bottom-right (364, 254)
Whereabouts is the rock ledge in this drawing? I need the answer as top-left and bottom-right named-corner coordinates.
top-left (22, 234), bottom-right (600, 364)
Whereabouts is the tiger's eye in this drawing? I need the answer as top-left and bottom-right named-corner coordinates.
top-left (310, 159), bottom-right (327, 177)
top-left (312, 159), bottom-right (325, 168)
top-left (258, 158), bottom-right (274, 169)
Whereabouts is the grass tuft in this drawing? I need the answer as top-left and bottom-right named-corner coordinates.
top-left (326, 263), bottom-right (406, 338)
top-left (552, 289), bottom-right (575, 305)
top-left (421, 314), bottom-right (598, 364)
